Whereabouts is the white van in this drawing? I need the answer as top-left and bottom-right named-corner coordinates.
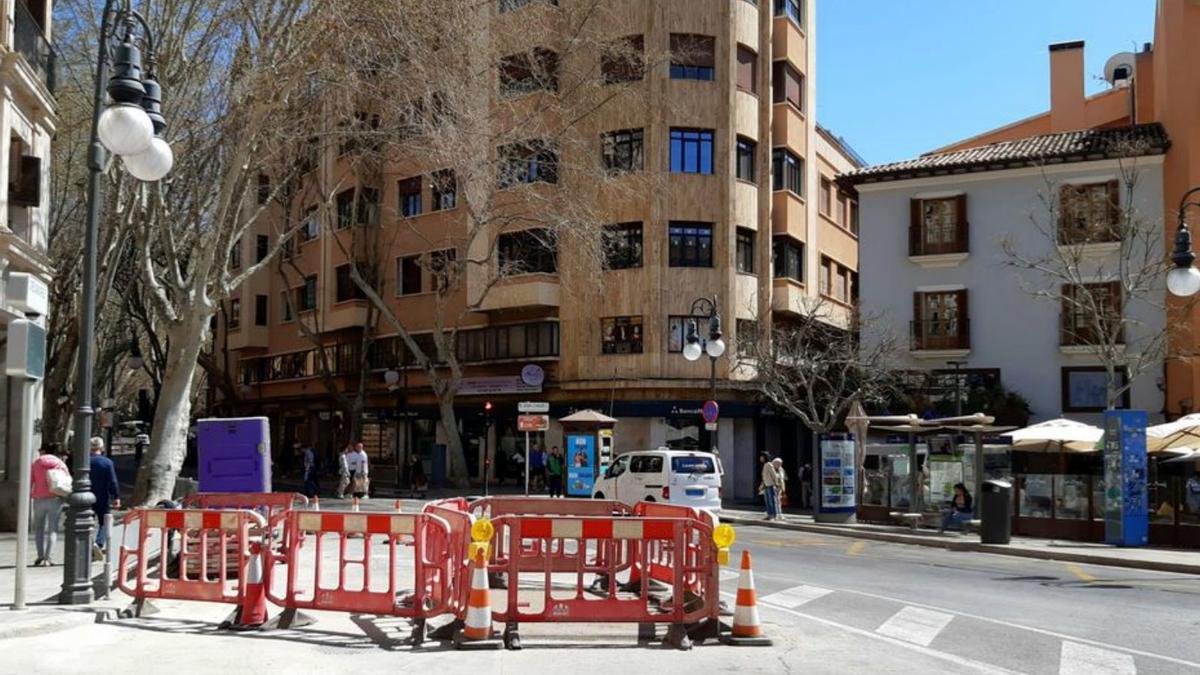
top-left (592, 448), bottom-right (723, 512)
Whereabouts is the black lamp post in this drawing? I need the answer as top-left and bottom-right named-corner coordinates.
top-left (682, 296), bottom-right (726, 450)
top-left (1167, 186), bottom-right (1200, 298)
top-left (62, 0), bottom-right (173, 605)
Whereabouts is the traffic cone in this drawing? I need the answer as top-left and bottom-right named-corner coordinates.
top-left (224, 542), bottom-right (268, 630)
top-left (721, 551), bottom-right (772, 646)
top-left (455, 550), bottom-right (502, 649)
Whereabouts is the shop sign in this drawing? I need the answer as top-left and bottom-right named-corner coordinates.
top-left (517, 414), bottom-right (550, 432)
top-left (459, 375), bottom-right (542, 396)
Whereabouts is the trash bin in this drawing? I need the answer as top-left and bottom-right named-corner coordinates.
top-left (980, 479), bottom-right (1012, 544)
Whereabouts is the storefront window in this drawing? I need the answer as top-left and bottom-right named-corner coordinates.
top-left (1020, 475), bottom-right (1053, 518)
top-left (1148, 477), bottom-right (1176, 524)
top-left (863, 468), bottom-right (887, 506)
top-left (888, 455), bottom-right (912, 510)
top-left (664, 417), bottom-right (700, 450)
top-left (1054, 475), bottom-right (1088, 520)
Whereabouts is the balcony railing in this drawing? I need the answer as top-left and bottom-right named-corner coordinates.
top-left (909, 226), bottom-right (968, 257)
top-left (910, 319), bottom-right (970, 351)
top-left (1060, 318), bottom-right (1123, 347)
top-left (14, 1), bottom-right (55, 94)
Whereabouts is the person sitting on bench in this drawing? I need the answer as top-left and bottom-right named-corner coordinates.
top-left (939, 483), bottom-right (973, 533)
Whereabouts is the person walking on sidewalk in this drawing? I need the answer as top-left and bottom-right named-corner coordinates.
top-left (530, 444), bottom-right (546, 491)
top-left (302, 444), bottom-right (319, 498)
top-left (347, 442), bottom-right (370, 499)
top-left (939, 483), bottom-right (974, 533)
top-left (547, 445), bottom-right (564, 498)
top-left (89, 437), bottom-right (121, 560)
top-left (799, 463), bottom-right (813, 510)
top-left (761, 458), bottom-right (785, 520)
top-left (31, 445), bottom-right (70, 566)
top-left (336, 445), bottom-right (352, 499)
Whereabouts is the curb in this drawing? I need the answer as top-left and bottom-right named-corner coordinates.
top-left (0, 609), bottom-right (97, 640)
top-left (721, 515), bottom-right (1200, 576)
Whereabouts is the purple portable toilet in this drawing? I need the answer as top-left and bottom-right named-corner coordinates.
top-left (197, 417), bottom-right (272, 493)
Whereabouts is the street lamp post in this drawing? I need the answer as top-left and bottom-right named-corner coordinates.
top-left (682, 296), bottom-right (725, 452)
top-left (946, 360), bottom-right (967, 417)
top-left (384, 367), bottom-right (409, 493)
top-left (63, 0), bottom-right (173, 605)
top-left (1167, 186), bottom-right (1200, 298)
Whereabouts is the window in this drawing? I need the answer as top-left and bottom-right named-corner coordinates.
top-left (336, 189), bottom-right (355, 229)
top-left (672, 455), bottom-right (716, 474)
top-left (429, 248), bottom-right (457, 291)
top-left (669, 34), bottom-right (715, 81)
top-left (819, 177), bottom-right (833, 216)
top-left (670, 128), bottom-right (714, 174)
top-left (498, 0), bottom-right (557, 13)
top-left (254, 295), bottom-right (268, 326)
top-left (912, 290), bottom-right (969, 350)
top-left (772, 148), bottom-right (803, 194)
top-left (819, 256), bottom-right (831, 295)
top-left (910, 195), bottom-right (968, 255)
top-left (280, 291), bottom-right (294, 322)
top-left (772, 60), bottom-right (804, 111)
top-left (229, 238), bottom-right (242, 269)
top-left (668, 316), bottom-right (702, 353)
top-left (848, 198), bottom-right (859, 235)
top-left (1062, 366), bottom-right (1129, 412)
top-left (257, 173), bottom-right (271, 204)
top-left (256, 235), bottom-right (269, 263)
top-left (668, 222), bottom-right (714, 267)
top-left (399, 176), bottom-right (423, 218)
top-left (850, 270), bottom-right (859, 303)
top-left (228, 298), bottom-right (241, 329)
top-left (603, 222), bottom-right (643, 270)
top-left (601, 316), bottom-right (644, 354)
top-left (499, 48), bottom-right (559, 95)
top-left (735, 45), bottom-right (758, 94)
top-left (298, 275), bottom-right (318, 312)
top-left (835, 265), bottom-right (848, 302)
top-left (432, 169), bottom-right (457, 210)
top-left (601, 35), bottom-right (644, 84)
top-left (1061, 282), bottom-right (1122, 346)
top-left (498, 228), bottom-right (557, 275)
top-left (300, 206), bottom-right (319, 242)
top-left (837, 193), bottom-right (849, 227)
top-left (630, 455), bottom-right (663, 473)
top-left (736, 228), bottom-right (755, 274)
top-left (498, 140), bottom-right (559, 187)
top-left (773, 236), bottom-right (803, 281)
top-left (335, 264), bottom-right (365, 303)
top-left (1059, 180), bottom-right (1120, 244)
top-left (602, 128), bottom-right (644, 174)
top-left (398, 255), bottom-right (423, 296)
top-left (357, 187), bottom-right (380, 226)
top-left (736, 137), bottom-right (756, 181)
top-left (774, 0), bottom-right (803, 26)
top-left (445, 321), bottom-right (559, 363)
top-left (736, 319), bottom-right (758, 356)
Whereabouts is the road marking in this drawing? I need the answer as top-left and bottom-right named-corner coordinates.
top-left (720, 570), bottom-right (740, 582)
top-left (1060, 641), bottom-right (1136, 675)
top-left (875, 606), bottom-right (955, 647)
top-left (760, 584), bottom-right (833, 608)
top-left (727, 591), bottom-right (1019, 675)
top-left (847, 541), bottom-right (866, 556)
top-left (1065, 563), bottom-right (1096, 583)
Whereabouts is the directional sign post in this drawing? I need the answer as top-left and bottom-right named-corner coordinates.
top-left (517, 413), bottom-right (550, 496)
top-left (702, 400), bottom-right (720, 424)
top-left (518, 401), bottom-right (550, 414)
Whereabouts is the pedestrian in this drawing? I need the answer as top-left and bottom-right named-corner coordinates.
top-left (939, 483), bottom-right (974, 533)
top-left (511, 448), bottom-right (525, 488)
top-left (302, 443), bottom-right (319, 498)
top-left (547, 445), bottom-right (564, 498)
top-left (761, 458), bottom-right (784, 520)
top-left (31, 444), bottom-right (70, 567)
top-left (409, 454), bottom-right (427, 497)
top-left (756, 452), bottom-right (769, 506)
top-left (88, 437), bottom-right (121, 561)
top-left (1186, 471), bottom-right (1200, 515)
top-left (530, 444), bottom-right (546, 491)
top-left (799, 463), bottom-right (813, 510)
top-left (346, 441), bottom-right (370, 499)
top-left (336, 445), bottom-right (352, 499)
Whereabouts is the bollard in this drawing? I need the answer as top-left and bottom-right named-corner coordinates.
top-left (102, 512), bottom-right (115, 599)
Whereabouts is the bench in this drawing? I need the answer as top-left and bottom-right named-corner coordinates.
top-left (888, 511), bottom-right (925, 531)
top-left (963, 519), bottom-right (982, 534)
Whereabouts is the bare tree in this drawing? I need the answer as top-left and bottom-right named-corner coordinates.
top-left (1002, 148), bottom-right (1180, 410)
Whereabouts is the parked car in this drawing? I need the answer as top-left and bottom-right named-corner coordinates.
top-left (592, 448), bottom-right (723, 512)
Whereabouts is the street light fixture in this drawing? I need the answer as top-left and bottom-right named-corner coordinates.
top-left (63, 0), bottom-right (173, 606)
top-left (1167, 186), bottom-right (1200, 298)
top-left (682, 296), bottom-right (724, 452)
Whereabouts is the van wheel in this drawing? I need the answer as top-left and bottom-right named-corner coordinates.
top-left (593, 492), bottom-right (604, 499)
top-left (645, 497), bottom-right (656, 502)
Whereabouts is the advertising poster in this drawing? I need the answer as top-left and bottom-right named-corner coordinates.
top-left (929, 455), bottom-right (964, 506)
top-left (819, 434), bottom-right (857, 512)
top-left (565, 434), bottom-right (596, 497)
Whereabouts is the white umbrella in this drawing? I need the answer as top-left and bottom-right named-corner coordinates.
top-left (1003, 418), bottom-right (1103, 453)
top-left (1146, 414), bottom-right (1200, 454)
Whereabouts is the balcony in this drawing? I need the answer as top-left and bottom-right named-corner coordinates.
top-left (909, 225), bottom-right (968, 267)
top-left (14, 1), bottom-right (55, 94)
top-left (910, 318), bottom-right (970, 357)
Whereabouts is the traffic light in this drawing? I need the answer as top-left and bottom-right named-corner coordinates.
top-left (484, 401), bottom-right (494, 413)
top-left (483, 401), bottom-right (494, 428)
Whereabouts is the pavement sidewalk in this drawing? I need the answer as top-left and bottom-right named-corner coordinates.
top-left (719, 506), bottom-right (1200, 576)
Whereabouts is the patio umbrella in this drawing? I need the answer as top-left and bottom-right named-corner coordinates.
top-left (1161, 449), bottom-right (1200, 464)
top-left (1002, 418), bottom-right (1102, 453)
top-left (1146, 414), bottom-right (1200, 454)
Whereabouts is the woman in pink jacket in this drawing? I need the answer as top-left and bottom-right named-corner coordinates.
top-left (31, 445), bottom-right (69, 566)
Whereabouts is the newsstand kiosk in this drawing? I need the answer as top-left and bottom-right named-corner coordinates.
top-left (560, 410), bottom-right (617, 497)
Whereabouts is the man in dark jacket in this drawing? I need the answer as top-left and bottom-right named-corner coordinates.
top-left (89, 437), bottom-right (121, 559)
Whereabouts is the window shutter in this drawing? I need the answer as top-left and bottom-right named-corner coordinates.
top-left (909, 199), bottom-right (921, 256)
top-left (736, 46), bottom-right (757, 93)
top-left (1106, 179), bottom-right (1121, 229)
top-left (955, 194), bottom-right (968, 251)
top-left (956, 289), bottom-right (969, 348)
top-left (912, 292), bottom-right (923, 345)
top-left (1058, 185), bottom-right (1073, 239)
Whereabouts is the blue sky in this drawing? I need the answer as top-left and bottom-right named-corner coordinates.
top-left (817, 1), bottom-right (1157, 165)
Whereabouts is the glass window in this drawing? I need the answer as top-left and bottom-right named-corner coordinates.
top-left (255, 234), bottom-right (269, 263)
top-left (736, 137), bottom-right (756, 181)
top-left (498, 140), bottom-right (559, 187)
top-left (603, 222), bottom-right (642, 270)
top-left (431, 169), bottom-right (457, 210)
top-left (229, 237), bottom-right (242, 269)
top-left (670, 128), bottom-right (714, 174)
top-left (819, 257), bottom-right (831, 295)
top-left (736, 228), bottom-right (755, 274)
top-left (669, 34), bottom-right (715, 81)
top-left (1019, 475), bottom-right (1053, 518)
top-left (257, 173), bottom-right (271, 204)
top-left (631, 455), bottom-right (664, 473)
top-left (398, 255), bottom-right (422, 295)
top-left (498, 228), bottom-right (557, 275)
top-left (820, 178), bottom-right (833, 216)
top-left (735, 45), bottom-right (757, 94)
top-left (336, 189), bottom-right (355, 229)
top-left (601, 316), bottom-right (644, 354)
top-left (773, 236), bottom-right (803, 281)
top-left (300, 206), bottom-right (319, 242)
top-left (299, 275), bottom-right (318, 311)
top-left (254, 294), bottom-right (268, 326)
top-left (672, 456), bottom-right (716, 474)
top-left (1062, 367), bottom-right (1129, 412)
top-left (335, 264), bottom-right (365, 303)
top-left (668, 222), bottom-right (713, 267)
top-left (429, 248), bottom-right (456, 291)
top-left (601, 34), bottom-right (644, 84)
top-left (399, 176), bottom-right (423, 217)
top-left (771, 60), bottom-right (804, 111)
top-left (772, 148), bottom-right (803, 194)
top-left (774, 0), bottom-right (803, 26)
top-left (667, 315), bottom-right (703, 353)
top-left (1055, 475), bottom-right (1089, 520)
top-left (281, 291), bottom-right (294, 322)
top-left (357, 187), bottom-right (380, 226)
top-left (602, 128), bottom-right (644, 174)
top-left (228, 298), bottom-right (241, 329)
top-left (1059, 181), bottom-right (1119, 244)
top-left (499, 47), bottom-right (560, 95)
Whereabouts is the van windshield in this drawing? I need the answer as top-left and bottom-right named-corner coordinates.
top-left (672, 456), bottom-right (716, 474)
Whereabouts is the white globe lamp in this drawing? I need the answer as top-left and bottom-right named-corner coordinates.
top-left (98, 103), bottom-right (154, 156)
top-left (706, 337), bottom-right (726, 359)
top-left (1167, 265), bottom-right (1200, 298)
top-left (123, 137), bottom-right (174, 182)
top-left (683, 340), bottom-right (703, 362)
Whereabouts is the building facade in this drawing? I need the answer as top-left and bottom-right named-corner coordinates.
top-left (213, 0), bottom-right (862, 500)
top-left (0, 0), bottom-right (56, 527)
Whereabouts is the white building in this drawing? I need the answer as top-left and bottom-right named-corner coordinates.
top-left (843, 123), bottom-right (1168, 424)
top-left (0, 0), bottom-right (56, 528)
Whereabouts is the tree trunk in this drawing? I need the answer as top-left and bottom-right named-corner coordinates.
top-left (1106, 363), bottom-right (1118, 411)
top-left (134, 315), bottom-right (207, 505)
top-left (436, 395), bottom-right (469, 488)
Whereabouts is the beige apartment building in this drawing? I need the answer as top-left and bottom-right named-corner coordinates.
top-left (214, 0), bottom-right (861, 501)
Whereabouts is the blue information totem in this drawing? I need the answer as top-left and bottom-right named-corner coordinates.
top-left (1103, 410), bottom-right (1148, 547)
top-left (565, 433), bottom-right (597, 497)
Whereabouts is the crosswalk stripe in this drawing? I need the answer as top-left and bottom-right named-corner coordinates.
top-left (1060, 641), bottom-right (1136, 675)
top-left (760, 584), bottom-right (833, 608)
top-left (720, 570), bottom-right (740, 582)
top-left (875, 606), bottom-right (955, 647)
